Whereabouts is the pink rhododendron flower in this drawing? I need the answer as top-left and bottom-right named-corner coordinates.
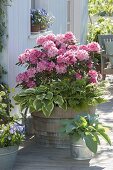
top-left (45, 34), bottom-right (56, 42)
top-left (37, 61), bottom-right (47, 72)
top-left (56, 64), bottom-right (67, 74)
top-left (42, 40), bottom-right (56, 50)
top-left (64, 50), bottom-right (77, 65)
top-left (48, 46), bottom-right (58, 57)
top-left (79, 45), bottom-right (89, 51)
top-left (89, 77), bottom-right (98, 83)
top-left (36, 36), bottom-right (47, 45)
top-left (26, 80), bottom-right (36, 88)
top-left (88, 70), bottom-right (98, 78)
top-left (18, 51), bottom-right (29, 64)
top-left (46, 61), bottom-right (55, 71)
top-left (76, 50), bottom-right (89, 61)
top-left (56, 34), bottom-right (65, 45)
top-left (75, 73), bottom-right (82, 80)
top-left (57, 55), bottom-right (65, 64)
top-left (28, 49), bottom-right (42, 64)
top-left (26, 68), bottom-right (36, 78)
top-left (87, 42), bottom-right (101, 52)
top-left (68, 45), bottom-right (78, 51)
top-left (58, 48), bottom-right (67, 55)
top-left (64, 32), bottom-right (76, 43)
top-left (87, 61), bottom-right (93, 69)
top-left (16, 72), bottom-right (29, 83)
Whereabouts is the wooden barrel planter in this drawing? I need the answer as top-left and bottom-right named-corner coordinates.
top-left (31, 107), bottom-right (96, 148)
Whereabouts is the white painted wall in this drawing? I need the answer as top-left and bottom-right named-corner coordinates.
top-left (71, 0), bottom-right (88, 44)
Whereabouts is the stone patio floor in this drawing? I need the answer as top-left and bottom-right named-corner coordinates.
top-left (14, 83), bottom-right (113, 170)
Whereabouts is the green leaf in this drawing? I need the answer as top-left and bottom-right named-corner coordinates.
top-left (45, 102), bottom-right (54, 113)
top-left (45, 92), bottom-right (53, 100)
top-left (42, 106), bottom-right (51, 117)
top-left (29, 106), bottom-right (35, 113)
top-left (42, 100), bottom-right (54, 116)
top-left (84, 132), bottom-right (98, 153)
top-left (65, 124), bottom-right (76, 134)
top-left (36, 85), bottom-right (48, 93)
top-left (54, 95), bottom-right (64, 106)
top-left (33, 99), bottom-right (42, 111)
top-left (36, 94), bottom-right (46, 100)
top-left (97, 129), bottom-right (111, 145)
top-left (61, 101), bottom-right (67, 110)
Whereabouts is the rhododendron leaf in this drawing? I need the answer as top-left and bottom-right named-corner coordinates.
top-left (45, 92), bottom-right (53, 100)
top-left (54, 95), bottom-right (64, 106)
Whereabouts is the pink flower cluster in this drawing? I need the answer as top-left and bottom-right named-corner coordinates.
top-left (16, 32), bottom-right (101, 88)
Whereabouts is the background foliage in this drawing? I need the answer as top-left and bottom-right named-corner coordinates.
top-left (88, 0), bottom-right (113, 43)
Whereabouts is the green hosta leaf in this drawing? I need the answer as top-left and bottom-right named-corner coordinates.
top-left (42, 106), bottom-right (51, 117)
top-left (65, 124), bottom-right (76, 134)
top-left (61, 101), bottom-right (67, 110)
top-left (20, 103), bottom-right (28, 112)
top-left (36, 85), bottom-right (48, 93)
top-left (43, 100), bottom-right (54, 116)
top-left (24, 88), bottom-right (36, 94)
top-left (14, 95), bottom-right (21, 102)
top-left (97, 129), bottom-right (111, 145)
top-left (54, 95), bottom-right (64, 106)
top-left (29, 106), bottom-right (35, 113)
top-left (94, 133), bottom-right (100, 145)
top-left (33, 99), bottom-right (42, 111)
top-left (84, 132), bottom-right (98, 153)
top-left (79, 116), bottom-right (87, 128)
top-left (36, 94), bottom-right (46, 100)
top-left (45, 92), bottom-right (53, 100)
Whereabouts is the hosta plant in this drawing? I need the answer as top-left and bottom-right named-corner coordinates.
top-left (14, 32), bottom-right (107, 117)
top-left (62, 114), bottom-right (111, 153)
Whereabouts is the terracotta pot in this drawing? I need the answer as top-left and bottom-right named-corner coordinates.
top-left (31, 25), bottom-right (41, 33)
top-left (31, 107), bottom-right (96, 148)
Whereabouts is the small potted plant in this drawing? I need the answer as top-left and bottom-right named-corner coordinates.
top-left (62, 113), bottom-right (111, 160)
top-left (30, 8), bottom-right (54, 33)
top-left (0, 84), bottom-right (25, 170)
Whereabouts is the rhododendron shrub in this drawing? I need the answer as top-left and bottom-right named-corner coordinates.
top-left (15, 32), bottom-right (106, 116)
top-left (16, 32), bottom-right (101, 88)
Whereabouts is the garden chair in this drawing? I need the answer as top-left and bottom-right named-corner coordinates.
top-left (98, 34), bottom-right (113, 79)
